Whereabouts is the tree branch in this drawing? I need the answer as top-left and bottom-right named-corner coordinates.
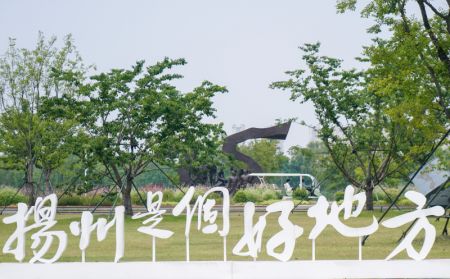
top-left (416, 0), bottom-right (450, 74)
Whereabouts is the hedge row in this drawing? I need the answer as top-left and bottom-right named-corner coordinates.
top-left (0, 186), bottom-right (414, 207)
top-left (233, 188), bottom-right (283, 203)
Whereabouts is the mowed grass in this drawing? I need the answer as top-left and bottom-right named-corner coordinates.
top-left (0, 210), bottom-right (449, 262)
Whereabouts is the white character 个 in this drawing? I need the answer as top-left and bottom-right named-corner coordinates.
top-left (172, 186), bottom-right (230, 261)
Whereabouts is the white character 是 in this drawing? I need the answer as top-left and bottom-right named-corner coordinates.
top-left (132, 191), bottom-right (174, 261)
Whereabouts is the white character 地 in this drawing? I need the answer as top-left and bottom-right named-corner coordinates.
top-left (2, 194), bottom-right (67, 263)
top-left (307, 185), bottom-right (378, 260)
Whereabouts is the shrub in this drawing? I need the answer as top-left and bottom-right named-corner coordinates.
top-left (293, 188), bottom-right (309, 200)
top-left (243, 189), bottom-right (263, 203)
top-left (58, 195), bottom-right (83, 206)
top-left (0, 187), bottom-right (27, 206)
top-left (206, 192), bottom-right (223, 203)
top-left (163, 189), bottom-right (176, 202)
top-left (334, 191), bottom-right (344, 201)
top-left (83, 194), bottom-right (119, 206)
top-left (382, 188), bottom-right (401, 203)
top-left (232, 188), bottom-right (265, 203)
top-left (372, 189), bottom-right (387, 202)
top-left (172, 190), bottom-right (185, 202)
top-left (397, 198), bottom-right (414, 206)
top-left (262, 189), bottom-right (278, 201)
top-left (233, 190), bottom-right (247, 203)
top-left (131, 191), bottom-right (147, 205)
top-left (192, 188), bottom-right (207, 202)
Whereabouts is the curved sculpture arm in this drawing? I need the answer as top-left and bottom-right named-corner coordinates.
top-left (222, 121), bottom-right (292, 173)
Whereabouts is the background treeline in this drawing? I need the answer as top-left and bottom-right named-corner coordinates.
top-left (1, 0), bottom-right (449, 214)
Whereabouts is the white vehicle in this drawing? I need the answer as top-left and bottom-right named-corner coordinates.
top-left (248, 173), bottom-right (321, 197)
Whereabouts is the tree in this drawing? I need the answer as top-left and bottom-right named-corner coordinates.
top-left (284, 141), bottom-right (348, 197)
top-left (0, 33), bottom-right (85, 204)
top-left (336, 0), bottom-right (449, 121)
top-left (271, 43), bottom-right (439, 210)
top-left (73, 58), bottom-right (226, 215)
top-left (239, 139), bottom-right (288, 173)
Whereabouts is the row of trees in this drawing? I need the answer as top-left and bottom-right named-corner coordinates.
top-left (272, 0), bottom-right (449, 209)
top-left (0, 0), bottom-right (448, 212)
top-left (0, 33), bottom-right (226, 215)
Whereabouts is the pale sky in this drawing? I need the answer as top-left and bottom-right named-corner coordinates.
top-left (0, 0), bottom-right (376, 151)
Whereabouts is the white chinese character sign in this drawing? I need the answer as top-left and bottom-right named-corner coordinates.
top-left (1, 186), bottom-right (446, 264)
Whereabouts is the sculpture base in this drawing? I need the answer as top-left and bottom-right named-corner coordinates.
top-left (1, 260), bottom-right (449, 279)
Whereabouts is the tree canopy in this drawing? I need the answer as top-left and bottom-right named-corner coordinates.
top-left (67, 58), bottom-right (227, 215)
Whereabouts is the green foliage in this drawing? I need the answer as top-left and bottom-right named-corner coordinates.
top-left (242, 189), bottom-right (263, 203)
top-left (58, 193), bottom-right (119, 206)
top-left (335, 0), bottom-right (450, 176)
top-left (238, 139), bottom-right (288, 173)
top-left (334, 191), bottom-right (345, 201)
top-left (232, 188), bottom-right (281, 203)
top-left (58, 195), bottom-right (83, 206)
top-left (69, 58), bottom-right (227, 214)
top-left (205, 192), bottom-right (223, 203)
top-left (262, 189), bottom-right (279, 201)
top-left (381, 188), bottom-right (401, 203)
top-left (160, 189), bottom-right (185, 203)
top-left (162, 189), bottom-right (177, 203)
top-left (284, 141), bottom-right (348, 197)
top-left (397, 198), bottom-right (414, 207)
top-left (0, 187), bottom-right (27, 206)
top-left (271, 42), bottom-right (440, 210)
top-left (293, 188), bottom-right (309, 200)
top-left (0, 33), bottom-right (86, 202)
top-left (232, 190), bottom-right (247, 203)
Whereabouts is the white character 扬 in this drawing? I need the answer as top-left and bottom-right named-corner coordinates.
top-left (2, 194), bottom-right (67, 263)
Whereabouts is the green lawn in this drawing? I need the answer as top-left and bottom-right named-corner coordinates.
top-left (0, 210), bottom-right (448, 262)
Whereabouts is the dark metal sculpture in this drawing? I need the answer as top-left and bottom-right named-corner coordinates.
top-left (177, 121), bottom-right (292, 186)
top-left (222, 121), bottom-right (292, 173)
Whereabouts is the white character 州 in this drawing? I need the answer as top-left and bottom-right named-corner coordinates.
top-left (232, 200), bottom-right (303, 262)
top-left (132, 191), bottom-right (174, 261)
top-left (69, 206), bottom-right (125, 263)
top-left (382, 191), bottom-right (444, 261)
top-left (173, 186), bottom-right (230, 261)
top-left (2, 194), bottom-right (67, 263)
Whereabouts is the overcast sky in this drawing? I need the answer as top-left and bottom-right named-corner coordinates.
top-left (0, 0), bottom-right (376, 151)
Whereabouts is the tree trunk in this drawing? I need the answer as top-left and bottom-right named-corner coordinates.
top-left (122, 175), bottom-right (133, 216)
top-left (365, 185), bottom-right (374, 211)
top-left (24, 160), bottom-right (35, 205)
top-left (44, 169), bottom-right (53, 195)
